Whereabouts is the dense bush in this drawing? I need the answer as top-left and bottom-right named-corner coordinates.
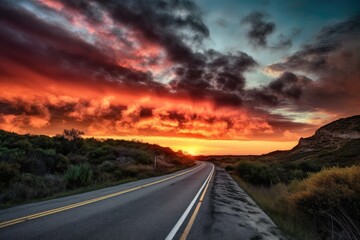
top-left (289, 166), bottom-right (360, 239)
top-left (236, 161), bottom-right (360, 240)
top-left (98, 161), bottom-right (115, 173)
top-left (0, 174), bottom-right (65, 202)
top-left (116, 147), bottom-right (152, 165)
top-left (237, 161), bottom-right (320, 186)
top-left (88, 146), bottom-right (116, 164)
top-left (64, 164), bottom-right (93, 189)
top-left (0, 129), bottom-right (193, 204)
top-left (0, 162), bottom-right (20, 190)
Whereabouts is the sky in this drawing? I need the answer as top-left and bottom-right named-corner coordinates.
top-left (0, 0), bottom-right (359, 155)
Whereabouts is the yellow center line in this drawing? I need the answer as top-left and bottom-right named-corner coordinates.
top-left (0, 163), bottom-right (204, 229)
top-left (179, 165), bottom-right (214, 240)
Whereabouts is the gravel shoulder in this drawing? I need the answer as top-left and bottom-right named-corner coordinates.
top-left (189, 166), bottom-right (286, 240)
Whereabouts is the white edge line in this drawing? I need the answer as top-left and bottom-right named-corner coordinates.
top-left (164, 163), bottom-right (214, 240)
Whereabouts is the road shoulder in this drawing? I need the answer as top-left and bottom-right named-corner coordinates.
top-left (189, 166), bottom-right (286, 240)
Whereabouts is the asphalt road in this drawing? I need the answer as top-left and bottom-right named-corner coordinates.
top-left (0, 162), bottom-right (284, 240)
top-left (0, 162), bottom-right (214, 240)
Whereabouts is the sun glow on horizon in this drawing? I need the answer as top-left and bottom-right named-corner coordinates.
top-left (88, 135), bottom-right (298, 155)
top-left (180, 146), bottom-right (199, 156)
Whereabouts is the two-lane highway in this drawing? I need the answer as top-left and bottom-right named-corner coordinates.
top-left (0, 162), bottom-right (214, 240)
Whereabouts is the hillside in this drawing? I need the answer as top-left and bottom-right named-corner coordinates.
top-left (261, 115), bottom-right (360, 166)
top-left (0, 129), bottom-right (193, 205)
top-left (209, 116), bottom-right (360, 240)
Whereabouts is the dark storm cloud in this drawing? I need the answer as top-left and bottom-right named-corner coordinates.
top-left (268, 72), bottom-right (311, 100)
top-left (245, 72), bottom-right (311, 108)
top-left (59, 0), bottom-right (209, 64)
top-left (3, 0), bottom-right (354, 139)
top-left (174, 49), bottom-right (257, 91)
top-left (269, 15), bottom-right (360, 72)
top-left (246, 89), bottom-right (279, 107)
top-left (170, 49), bottom-right (257, 106)
top-left (2, 0), bottom-right (258, 108)
top-left (56, 0), bottom-right (104, 23)
top-left (0, 97), bottom-right (126, 124)
top-left (241, 11), bottom-right (275, 48)
top-left (0, 0), bottom-right (263, 111)
top-left (266, 15), bottom-right (360, 114)
top-left (0, 1), bottom-right (168, 93)
top-left (0, 0), bottom-right (266, 135)
top-left (241, 11), bottom-right (300, 50)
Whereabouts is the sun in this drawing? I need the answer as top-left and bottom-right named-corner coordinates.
top-left (182, 147), bottom-right (198, 156)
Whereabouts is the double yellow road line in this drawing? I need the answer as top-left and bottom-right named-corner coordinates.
top-left (0, 163), bottom-right (204, 229)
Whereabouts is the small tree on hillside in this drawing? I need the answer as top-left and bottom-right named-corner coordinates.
top-left (55, 129), bottom-right (85, 154)
top-left (62, 129), bottom-right (85, 141)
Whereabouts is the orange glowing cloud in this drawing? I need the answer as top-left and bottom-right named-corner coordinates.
top-left (3, 1), bottom-right (357, 155)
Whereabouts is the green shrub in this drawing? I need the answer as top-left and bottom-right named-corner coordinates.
top-left (130, 149), bottom-right (152, 165)
top-left (233, 176), bottom-right (319, 240)
top-left (237, 162), bottom-right (280, 186)
top-left (67, 153), bottom-right (88, 165)
top-left (237, 161), bottom-right (319, 186)
top-left (54, 153), bottom-right (70, 173)
top-left (98, 161), bottom-right (115, 173)
top-left (289, 166), bottom-right (360, 239)
top-left (88, 146), bottom-right (116, 164)
top-left (0, 129), bottom-right (191, 205)
top-left (0, 174), bottom-right (65, 203)
top-left (0, 162), bottom-right (20, 190)
top-left (64, 164), bottom-right (93, 189)
top-left (116, 147), bottom-right (152, 165)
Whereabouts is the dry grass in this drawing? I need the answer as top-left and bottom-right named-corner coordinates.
top-left (288, 166), bottom-right (360, 240)
top-left (232, 174), bottom-right (319, 240)
top-left (231, 165), bottom-right (360, 240)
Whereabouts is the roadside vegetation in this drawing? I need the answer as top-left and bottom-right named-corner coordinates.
top-left (218, 158), bottom-right (360, 240)
top-left (0, 129), bottom-right (193, 207)
top-left (207, 116), bottom-right (360, 240)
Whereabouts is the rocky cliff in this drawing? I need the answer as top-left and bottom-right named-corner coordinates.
top-left (262, 115), bottom-right (360, 166)
top-left (293, 115), bottom-right (360, 153)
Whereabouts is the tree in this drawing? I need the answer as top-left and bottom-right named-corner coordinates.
top-left (62, 129), bottom-right (85, 141)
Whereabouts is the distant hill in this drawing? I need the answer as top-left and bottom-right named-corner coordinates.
top-left (261, 115), bottom-right (360, 166)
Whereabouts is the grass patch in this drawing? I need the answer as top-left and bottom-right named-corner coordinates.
top-left (231, 174), bottom-right (319, 240)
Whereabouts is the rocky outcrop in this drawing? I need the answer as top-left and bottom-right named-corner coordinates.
top-left (293, 115), bottom-right (360, 153)
top-left (260, 115), bottom-right (360, 165)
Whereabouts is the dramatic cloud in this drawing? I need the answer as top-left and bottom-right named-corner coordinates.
top-left (269, 15), bottom-right (360, 72)
top-left (241, 11), bottom-right (299, 50)
top-left (0, 0), bottom-right (358, 150)
top-left (171, 49), bottom-right (257, 107)
top-left (267, 72), bottom-right (311, 100)
top-left (247, 72), bottom-right (312, 109)
top-left (241, 11), bottom-right (275, 48)
top-left (267, 15), bottom-right (360, 115)
top-left (57, 0), bottom-right (209, 64)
